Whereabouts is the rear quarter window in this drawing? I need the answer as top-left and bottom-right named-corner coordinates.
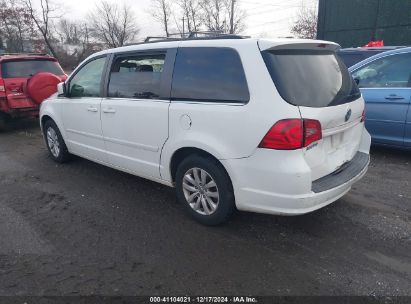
top-left (171, 47), bottom-right (250, 103)
top-left (1, 60), bottom-right (64, 78)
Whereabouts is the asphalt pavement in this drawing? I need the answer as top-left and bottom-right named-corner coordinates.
top-left (0, 120), bottom-right (410, 296)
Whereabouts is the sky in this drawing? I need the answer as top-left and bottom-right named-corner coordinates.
top-left (61, 0), bottom-right (318, 40)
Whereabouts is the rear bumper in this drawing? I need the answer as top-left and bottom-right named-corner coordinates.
top-left (5, 107), bottom-right (39, 118)
top-left (312, 152), bottom-right (369, 193)
top-left (227, 158), bottom-right (368, 216)
top-left (221, 129), bottom-right (371, 216)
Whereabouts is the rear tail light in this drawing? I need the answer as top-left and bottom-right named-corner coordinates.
top-left (259, 119), bottom-right (303, 150)
top-left (304, 119), bottom-right (322, 147)
top-left (361, 109), bottom-right (366, 123)
top-left (0, 79), bottom-right (5, 92)
top-left (259, 119), bottom-right (322, 150)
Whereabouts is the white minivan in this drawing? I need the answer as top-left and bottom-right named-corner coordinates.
top-left (40, 37), bottom-right (371, 225)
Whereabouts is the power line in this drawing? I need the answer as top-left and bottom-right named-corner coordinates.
top-left (251, 16), bottom-right (294, 28)
top-left (241, 0), bottom-right (301, 7)
top-left (245, 6), bottom-right (299, 16)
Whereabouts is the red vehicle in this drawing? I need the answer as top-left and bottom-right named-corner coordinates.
top-left (0, 53), bottom-right (67, 130)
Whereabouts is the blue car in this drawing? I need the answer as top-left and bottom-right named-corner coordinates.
top-left (338, 46), bottom-right (406, 67)
top-left (349, 47), bottom-right (411, 148)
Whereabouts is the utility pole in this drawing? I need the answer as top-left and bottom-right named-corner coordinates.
top-left (229, 0), bottom-right (235, 34)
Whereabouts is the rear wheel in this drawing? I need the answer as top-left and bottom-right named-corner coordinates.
top-left (43, 120), bottom-right (71, 163)
top-left (175, 154), bottom-right (235, 226)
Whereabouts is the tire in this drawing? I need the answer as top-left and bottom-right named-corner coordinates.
top-left (43, 120), bottom-right (71, 163)
top-left (175, 154), bottom-right (236, 226)
top-left (0, 112), bottom-right (10, 132)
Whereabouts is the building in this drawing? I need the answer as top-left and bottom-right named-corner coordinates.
top-left (317, 0), bottom-right (411, 47)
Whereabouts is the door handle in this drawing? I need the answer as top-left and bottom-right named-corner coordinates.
top-left (102, 108), bottom-right (116, 114)
top-left (385, 95), bottom-right (404, 100)
top-left (87, 106), bottom-right (98, 112)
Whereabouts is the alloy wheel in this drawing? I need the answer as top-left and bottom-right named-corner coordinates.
top-left (47, 127), bottom-right (60, 158)
top-left (182, 167), bottom-right (220, 215)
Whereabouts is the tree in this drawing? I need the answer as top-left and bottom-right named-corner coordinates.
top-left (200, 0), bottom-right (245, 34)
top-left (291, 6), bottom-right (318, 39)
top-left (200, 0), bottom-right (226, 32)
top-left (56, 19), bottom-right (95, 68)
top-left (0, 0), bottom-right (37, 52)
top-left (73, 23), bottom-right (95, 64)
top-left (226, 0), bottom-right (245, 34)
top-left (58, 19), bottom-right (81, 45)
top-left (150, 0), bottom-right (172, 37)
top-left (89, 1), bottom-right (139, 48)
top-left (150, 0), bottom-right (246, 38)
top-left (178, 0), bottom-right (201, 33)
top-left (23, 0), bottom-right (60, 58)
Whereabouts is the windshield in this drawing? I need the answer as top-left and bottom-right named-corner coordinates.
top-left (262, 49), bottom-right (360, 108)
top-left (1, 60), bottom-right (64, 78)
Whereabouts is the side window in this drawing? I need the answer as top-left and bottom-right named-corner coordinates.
top-left (171, 47), bottom-right (250, 103)
top-left (352, 53), bottom-right (411, 88)
top-left (337, 53), bottom-right (365, 68)
top-left (108, 53), bottom-right (166, 99)
top-left (69, 56), bottom-right (106, 98)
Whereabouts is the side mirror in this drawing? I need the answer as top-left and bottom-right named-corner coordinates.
top-left (70, 83), bottom-right (84, 97)
top-left (354, 78), bottom-right (360, 85)
top-left (57, 82), bottom-right (66, 97)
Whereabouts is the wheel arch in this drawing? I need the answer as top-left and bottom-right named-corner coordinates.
top-left (41, 114), bottom-right (54, 129)
top-left (169, 147), bottom-right (232, 185)
top-left (39, 106), bottom-right (66, 140)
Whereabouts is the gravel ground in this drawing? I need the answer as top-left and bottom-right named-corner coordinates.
top-left (0, 119), bottom-right (410, 296)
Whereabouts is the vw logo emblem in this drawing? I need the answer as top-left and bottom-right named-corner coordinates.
top-left (345, 109), bottom-right (352, 122)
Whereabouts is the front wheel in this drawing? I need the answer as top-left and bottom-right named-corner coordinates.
top-left (43, 120), bottom-right (71, 163)
top-left (175, 154), bottom-right (236, 226)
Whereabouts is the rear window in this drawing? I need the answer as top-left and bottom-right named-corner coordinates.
top-left (171, 47), bottom-right (249, 103)
top-left (262, 50), bottom-right (360, 108)
top-left (1, 60), bottom-right (64, 78)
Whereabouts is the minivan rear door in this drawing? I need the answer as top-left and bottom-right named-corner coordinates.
top-left (260, 41), bottom-right (366, 180)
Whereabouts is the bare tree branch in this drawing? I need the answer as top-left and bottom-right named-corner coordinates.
top-left (225, 0), bottom-right (245, 34)
top-left (0, 0), bottom-right (38, 52)
top-left (23, 0), bottom-right (59, 58)
top-left (199, 0), bottom-right (245, 34)
top-left (150, 0), bottom-right (172, 37)
top-left (178, 0), bottom-right (201, 33)
top-left (291, 6), bottom-right (318, 39)
top-left (150, 0), bottom-right (246, 37)
top-left (89, 1), bottom-right (139, 48)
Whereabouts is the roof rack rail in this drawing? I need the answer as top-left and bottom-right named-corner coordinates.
top-left (144, 36), bottom-right (180, 43)
top-left (188, 30), bottom-right (224, 38)
top-left (188, 31), bottom-right (248, 39)
top-left (139, 31), bottom-right (249, 45)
